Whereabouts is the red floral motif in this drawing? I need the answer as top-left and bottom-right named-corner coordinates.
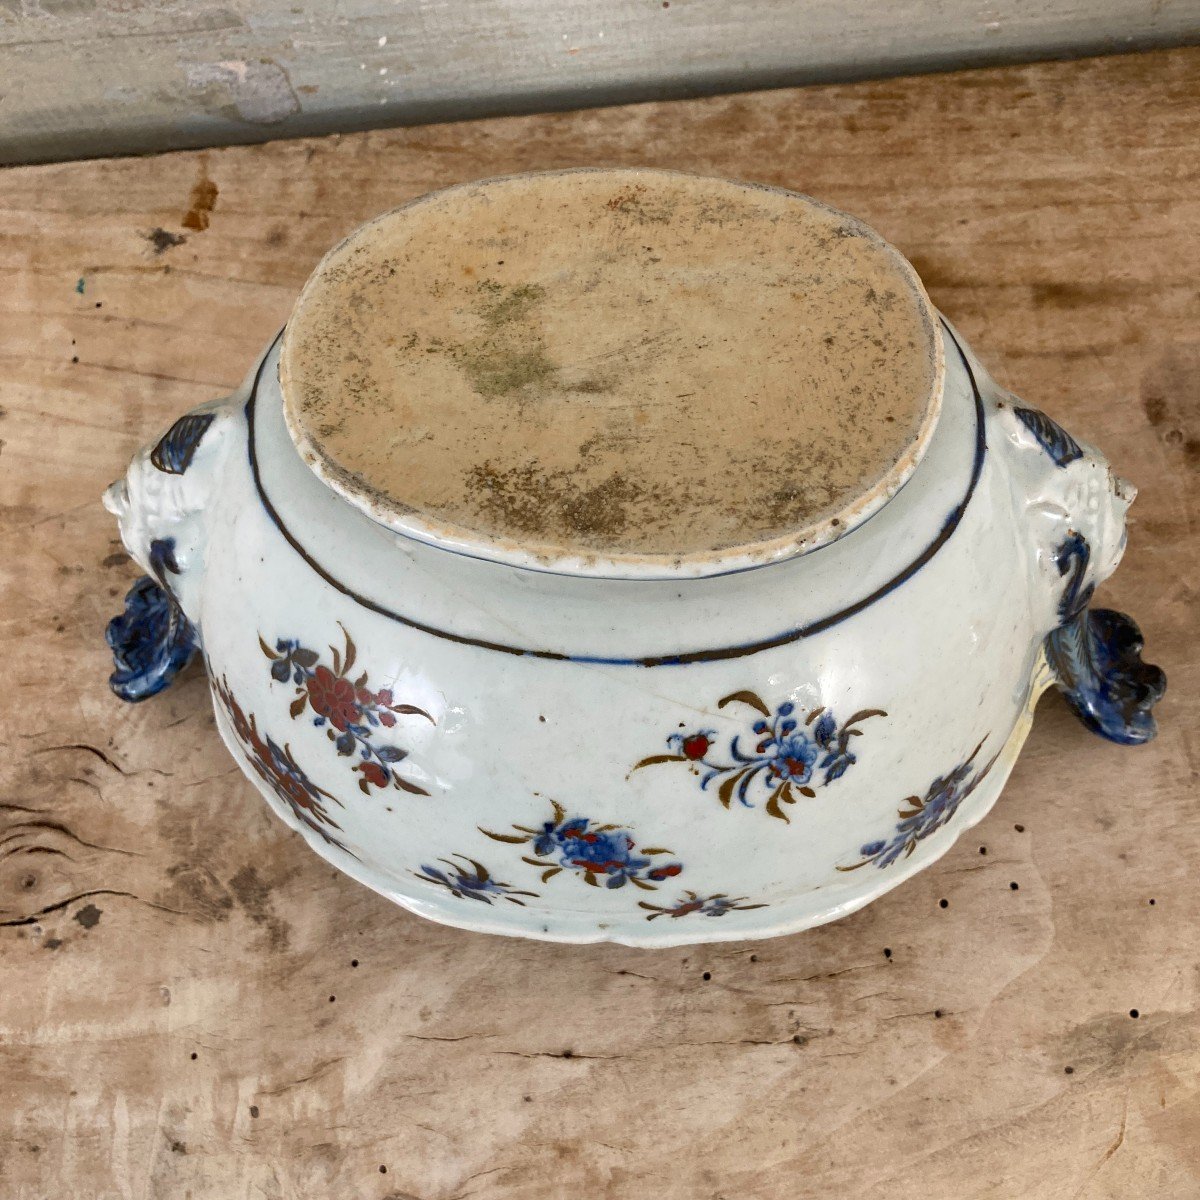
top-left (211, 674), bottom-right (350, 854)
top-left (308, 665), bottom-right (361, 731)
top-left (261, 625), bottom-right (435, 796)
top-left (356, 761), bottom-right (389, 790)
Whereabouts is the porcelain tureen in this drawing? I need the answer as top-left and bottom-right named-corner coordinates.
top-left (104, 168), bottom-right (1164, 946)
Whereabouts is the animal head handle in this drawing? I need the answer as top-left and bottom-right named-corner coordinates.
top-left (104, 397), bottom-right (237, 700)
top-left (999, 398), bottom-right (1165, 744)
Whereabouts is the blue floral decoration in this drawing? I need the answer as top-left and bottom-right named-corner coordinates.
top-left (482, 799), bottom-right (683, 890)
top-left (413, 856), bottom-right (538, 906)
top-left (106, 537), bottom-right (198, 702)
top-left (839, 739), bottom-right (999, 871)
top-left (1051, 530), bottom-right (1093, 623)
top-left (638, 891), bottom-right (767, 921)
top-left (633, 690), bottom-right (885, 822)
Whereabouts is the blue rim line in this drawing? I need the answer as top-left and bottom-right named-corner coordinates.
top-left (247, 319), bottom-right (987, 667)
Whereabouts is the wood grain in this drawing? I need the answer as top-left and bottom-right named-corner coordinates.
top-left (1, 46), bottom-right (1198, 1200)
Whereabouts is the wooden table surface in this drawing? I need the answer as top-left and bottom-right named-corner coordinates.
top-left (1, 46), bottom-right (1197, 1200)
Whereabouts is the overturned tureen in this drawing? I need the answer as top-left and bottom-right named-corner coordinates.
top-left (105, 168), bottom-right (1164, 946)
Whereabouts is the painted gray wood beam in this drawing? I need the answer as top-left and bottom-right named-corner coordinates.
top-left (1, 0), bottom-right (1197, 164)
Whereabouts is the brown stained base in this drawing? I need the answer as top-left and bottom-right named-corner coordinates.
top-left (1, 46), bottom-right (1198, 1200)
top-left (280, 169), bottom-right (941, 568)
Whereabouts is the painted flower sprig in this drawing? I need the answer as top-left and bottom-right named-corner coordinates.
top-left (260, 625), bottom-right (434, 796)
top-left (638, 891), bottom-right (766, 921)
top-left (839, 739), bottom-right (997, 870)
top-left (413, 856), bottom-right (538, 906)
top-left (213, 675), bottom-right (350, 853)
top-left (632, 690), bottom-right (885, 822)
top-left (481, 798), bottom-right (683, 891)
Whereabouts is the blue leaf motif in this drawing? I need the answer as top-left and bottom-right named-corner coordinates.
top-left (823, 755), bottom-right (853, 784)
top-left (1041, 531), bottom-right (1165, 745)
top-left (150, 412), bottom-right (215, 475)
top-left (1045, 607), bottom-right (1166, 745)
top-left (106, 572), bottom-right (198, 702)
top-left (1014, 406), bottom-right (1083, 467)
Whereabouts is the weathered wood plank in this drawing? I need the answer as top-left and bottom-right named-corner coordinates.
top-left (2, 0), bottom-right (1199, 164)
top-left (0, 47), bottom-right (1197, 1200)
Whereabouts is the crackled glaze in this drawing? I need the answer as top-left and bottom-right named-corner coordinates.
top-left (103, 169), bottom-right (1164, 946)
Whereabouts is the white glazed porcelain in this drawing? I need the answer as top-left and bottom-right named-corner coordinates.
top-left (104, 173), bottom-right (1164, 946)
